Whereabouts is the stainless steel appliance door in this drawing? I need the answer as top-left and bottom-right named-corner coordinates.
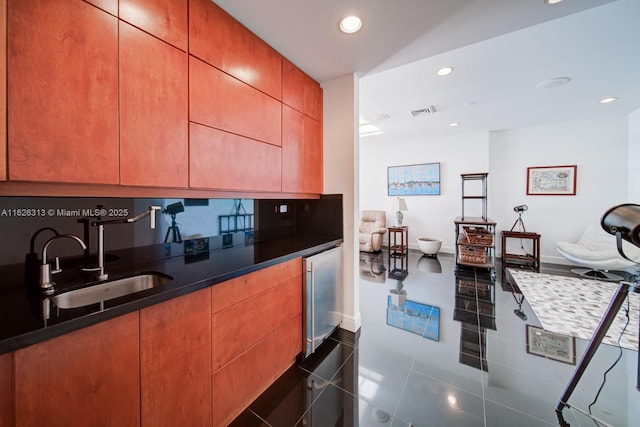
top-left (304, 245), bottom-right (342, 357)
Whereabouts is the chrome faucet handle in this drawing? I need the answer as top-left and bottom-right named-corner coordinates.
top-left (51, 257), bottom-right (62, 275)
top-left (149, 206), bottom-right (162, 229)
top-left (40, 234), bottom-right (87, 294)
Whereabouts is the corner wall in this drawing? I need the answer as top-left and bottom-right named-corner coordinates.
top-left (629, 108), bottom-right (640, 201)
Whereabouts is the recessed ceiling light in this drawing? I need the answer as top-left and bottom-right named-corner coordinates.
top-left (546, 0), bottom-right (563, 5)
top-left (449, 122), bottom-right (459, 127)
top-left (339, 16), bottom-right (362, 34)
top-left (535, 77), bottom-right (571, 90)
top-left (600, 97), bottom-right (618, 104)
top-left (437, 66), bottom-right (454, 76)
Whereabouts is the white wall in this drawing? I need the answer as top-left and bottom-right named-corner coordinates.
top-left (323, 74), bottom-right (361, 332)
top-left (490, 116), bottom-right (628, 263)
top-left (629, 108), bottom-right (640, 201)
top-left (360, 115), bottom-right (630, 264)
top-left (360, 132), bottom-right (489, 253)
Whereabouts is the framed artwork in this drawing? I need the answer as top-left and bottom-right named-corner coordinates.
top-left (386, 296), bottom-right (440, 341)
top-left (526, 165), bottom-right (577, 195)
top-left (526, 324), bottom-right (576, 365)
top-left (388, 162), bottom-right (440, 196)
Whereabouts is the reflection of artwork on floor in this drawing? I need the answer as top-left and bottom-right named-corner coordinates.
top-left (526, 324), bottom-right (576, 365)
top-left (387, 296), bottom-right (440, 341)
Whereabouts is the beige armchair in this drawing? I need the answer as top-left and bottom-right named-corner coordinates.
top-left (359, 210), bottom-right (386, 252)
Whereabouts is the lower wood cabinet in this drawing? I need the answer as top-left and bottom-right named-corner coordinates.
top-left (0, 352), bottom-right (13, 427)
top-left (14, 312), bottom-right (140, 426)
top-left (140, 288), bottom-right (212, 426)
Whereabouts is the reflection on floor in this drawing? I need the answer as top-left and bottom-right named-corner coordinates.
top-left (232, 250), bottom-right (640, 426)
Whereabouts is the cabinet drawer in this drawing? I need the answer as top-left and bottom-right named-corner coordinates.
top-left (211, 258), bottom-right (302, 313)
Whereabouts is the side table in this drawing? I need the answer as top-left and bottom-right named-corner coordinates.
top-left (501, 231), bottom-right (541, 273)
top-left (388, 226), bottom-right (408, 258)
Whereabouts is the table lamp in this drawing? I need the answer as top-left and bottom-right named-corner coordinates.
top-left (392, 197), bottom-right (408, 227)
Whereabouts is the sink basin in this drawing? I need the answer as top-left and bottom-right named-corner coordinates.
top-left (52, 272), bottom-right (172, 309)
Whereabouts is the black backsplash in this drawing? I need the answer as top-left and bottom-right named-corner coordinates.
top-left (0, 195), bottom-right (343, 270)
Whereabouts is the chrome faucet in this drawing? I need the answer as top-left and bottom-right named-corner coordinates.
top-left (39, 234), bottom-right (87, 294)
top-left (92, 206), bottom-right (162, 281)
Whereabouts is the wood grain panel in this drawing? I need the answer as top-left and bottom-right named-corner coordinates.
top-left (282, 105), bottom-right (305, 193)
top-left (14, 313), bottom-right (140, 426)
top-left (303, 116), bottom-right (323, 194)
top-left (119, 22), bottom-right (188, 188)
top-left (282, 59), bottom-right (322, 121)
top-left (0, 352), bottom-right (14, 427)
top-left (212, 314), bottom-right (302, 426)
top-left (189, 123), bottom-right (281, 192)
top-left (212, 276), bottom-right (302, 370)
top-left (85, 0), bottom-right (118, 16)
top-left (282, 106), bottom-right (323, 193)
top-left (211, 258), bottom-right (301, 313)
top-left (189, 57), bottom-right (281, 146)
top-left (140, 288), bottom-right (212, 427)
top-left (0, 0), bottom-right (6, 182)
top-left (120, 0), bottom-right (187, 50)
top-left (189, 0), bottom-right (281, 99)
top-left (7, 0), bottom-right (119, 184)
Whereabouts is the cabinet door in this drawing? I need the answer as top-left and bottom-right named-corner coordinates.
top-left (189, 122), bottom-right (281, 192)
top-left (0, 0), bottom-right (6, 182)
top-left (282, 59), bottom-right (322, 121)
top-left (189, 57), bottom-right (281, 147)
top-left (282, 105), bottom-right (322, 193)
top-left (213, 314), bottom-right (302, 426)
top-left (0, 352), bottom-right (13, 427)
top-left (120, 0), bottom-right (187, 51)
top-left (7, 0), bottom-right (119, 184)
top-left (189, 0), bottom-right (281, 99)
top-left (140, 288), bottom-right (212, 426)
top-left (14, 312), bottom-right (140, 426)
top-left (119, 22), bottom-right (188, 188)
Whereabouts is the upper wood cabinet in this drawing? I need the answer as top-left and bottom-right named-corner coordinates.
top-left (189, 122), bottom-right (281, 192)
top-left (85, 0), bottom-right (118, 16)
top-left (189, 57), bottom-right (281, 147)
top-left (282, 59), bottom-right (322, 121)
top-left (7, 0), bottom-right (119, 184)
top-left (0, 352), bottom-right (13, 427)
top-left (189, 0), bottom-right (282, 99)
top-left (140, 288), bottom-right (212, 426)
top-left (282, 105), bottom-right (323, 194)
top-left (119, 0), bottom-right (187, 51)
top-left (0, 0), bottom-right (6, 182)
top-left (14, 312), bottom-right (140, 426)
top-left (119, 22), bottom-right (188, 188)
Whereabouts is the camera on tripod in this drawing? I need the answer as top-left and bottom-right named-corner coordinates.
top-left (513, 204), bottom-right (528, 213)
top-left (163, 202), bottom-right (184, 243)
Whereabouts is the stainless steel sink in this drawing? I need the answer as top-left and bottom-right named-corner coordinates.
top-left (52, 272), bottom-right (172, 309)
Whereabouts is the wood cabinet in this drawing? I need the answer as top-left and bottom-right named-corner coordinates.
top-left (119, 0), bottom-right (188, 51)
top-left (7, 0), bottom-right (119, 184)
top-left (0, 352), bottom-right (13, 427)
top-left (140, 288), bottom-right (212, 427)
top-left (14, 312), bottom-right (140, 426)
top-left (189, 0), bottom-right (282, 100)
top-left (189, 122), bottom-right (281, 192)
top-left (119, 22), bottom-right (188, 188)
top-left (0, 0), bottom-right (6, 182)
top-left (211, 258), bottom-right (303, 425)
top-left (189, 57), bottom-right (281, 147)
top-left (282, 105), bottom-right (323, 193)
top-left (282, 59), bottom-right (322, 121)
top-left (85, 0), bottom-right (118, 16)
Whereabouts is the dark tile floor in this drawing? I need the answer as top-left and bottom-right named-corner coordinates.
top-left (232, 250), bottom-right (639, 426)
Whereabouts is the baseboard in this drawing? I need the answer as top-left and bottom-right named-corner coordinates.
top-left (340, 312), bottom-right (361, 333)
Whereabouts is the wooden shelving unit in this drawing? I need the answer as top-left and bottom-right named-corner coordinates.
top-left (501, 231), bottom-right (541, 273)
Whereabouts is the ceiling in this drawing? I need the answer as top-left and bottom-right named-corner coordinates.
top-left (213, 0), bottom-right (640, 141)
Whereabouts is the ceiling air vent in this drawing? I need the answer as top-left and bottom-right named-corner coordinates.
top-left (410, 106), bottom-right (436, 117)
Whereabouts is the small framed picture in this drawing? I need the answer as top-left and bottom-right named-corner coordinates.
top-left (526, 165), bottom-right (577, 195)
top-left (526, 325), bottom-right (576, 365)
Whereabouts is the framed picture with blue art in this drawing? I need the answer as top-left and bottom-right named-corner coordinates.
top-left (388, 162), bottom-right (440, 196)
top-left (386, 296), bottom-right (440, 341)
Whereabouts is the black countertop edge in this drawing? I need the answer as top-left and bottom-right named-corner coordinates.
top-left (0, 239), bottom-right (342, 355)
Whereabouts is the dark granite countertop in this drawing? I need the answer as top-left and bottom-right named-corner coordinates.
top-left (0, 236), bottom-right (342, 355)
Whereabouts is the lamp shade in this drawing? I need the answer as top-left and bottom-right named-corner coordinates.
top-left (601, 203), bottom-right (640, 247)
top-left (392, 197), bottom-right (408, 212)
